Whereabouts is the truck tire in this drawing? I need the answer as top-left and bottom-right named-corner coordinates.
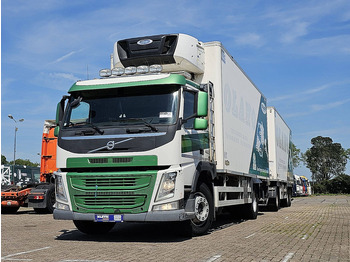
top-left (244, 190), bottom-right (258, 219)
top-left (188, 183), bottom-right (214, 236)
top-left (45, 185), bottom-right (56, 213)
top-left (269, 190), bottom-right (280, 211)
top-left (73, 220), bottom-right (116, 235)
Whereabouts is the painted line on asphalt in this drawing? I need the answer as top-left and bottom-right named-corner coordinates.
top-left (60, 260), bottom-right (119, 262)
top-left (245, 233), bottom-right (256, 238)
top-left (1, 246), bottom-right (51, 261)
top-left (281, 252), bottom-right (294, 262)
top-left (205, 255), bottom-right (222, 262)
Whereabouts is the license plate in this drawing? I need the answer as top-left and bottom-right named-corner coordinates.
top-left (94, 214), bottom-right (123, 222)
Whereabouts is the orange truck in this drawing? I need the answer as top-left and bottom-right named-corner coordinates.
top-left (1, 120), bottom-right (57, 213)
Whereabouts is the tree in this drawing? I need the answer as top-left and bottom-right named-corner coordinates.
top-left (1, 154), bottom-right (9, 165)
top-left (8, 158), bottom-right (40, 167)
top-left (303, 136), bottom-right (348, 182)
top-left (1, 155), bottom-right (39, 167)
top-left (291, 142), bottom-right (302, 168)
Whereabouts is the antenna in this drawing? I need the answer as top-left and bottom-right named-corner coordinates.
top-left (87, 65), bottom-right (89, 80)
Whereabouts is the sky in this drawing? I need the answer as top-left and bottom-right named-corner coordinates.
top-left (1, 0), bottom-right (350, 179)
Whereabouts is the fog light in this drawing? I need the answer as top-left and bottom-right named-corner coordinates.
top-left (125, 66), bottom-right (137, 75)
top-left (99, 69), bottom-right (112, 77)
top-left (112, 67), bottom-right (125, 76)
top-left (149, 64), bottom-right (163, 73)
top-left (137, 65), bottom-right (149, 74)
top-left (56, 202), bottom-right (70, 211)
top-left (153, 201), bottom-right (179, 211)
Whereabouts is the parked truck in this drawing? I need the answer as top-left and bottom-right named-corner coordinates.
top-left (1, 120), bottom-right (57, 214)
top-left (53, 34), bottom-right (293, 236)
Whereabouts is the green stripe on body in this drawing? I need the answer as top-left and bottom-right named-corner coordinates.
top-left (69, 74), bottom-right (187, 93)
top-left (66, 155), bottom-right (157, 168)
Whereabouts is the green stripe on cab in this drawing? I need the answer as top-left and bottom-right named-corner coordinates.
top-left (66, 155), bottom-right (158, 168)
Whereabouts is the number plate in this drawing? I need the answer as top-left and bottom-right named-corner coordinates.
top-left (94, 214), bottom-right (123, 222)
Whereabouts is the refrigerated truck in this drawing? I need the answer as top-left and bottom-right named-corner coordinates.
top-left (53, 33), bottom-right (292, 236)
top-left (267, 107), bottom-right (293, 209)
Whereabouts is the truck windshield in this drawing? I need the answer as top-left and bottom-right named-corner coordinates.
top-left (63, 85), bottom-right (180, 128)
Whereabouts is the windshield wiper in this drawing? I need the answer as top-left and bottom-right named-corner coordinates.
top-left (86, 123), bottom-right (104, 135)
top-left (120, 118), bottom-right (158, 132)
top-left (68, 121), bottom-right (104, 135)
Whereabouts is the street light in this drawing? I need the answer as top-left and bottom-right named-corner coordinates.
top-left (8, 114), bottom-right (24, 184)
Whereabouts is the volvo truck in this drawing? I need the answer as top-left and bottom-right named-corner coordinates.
top-left (53, 34), bottom-right (293, 236)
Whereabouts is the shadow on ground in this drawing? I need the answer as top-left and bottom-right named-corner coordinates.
top-left (55, 211), bottom-right (265, 243)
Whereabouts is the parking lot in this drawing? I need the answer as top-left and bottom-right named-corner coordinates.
top-left (1, 195), bottom-right (349, 262)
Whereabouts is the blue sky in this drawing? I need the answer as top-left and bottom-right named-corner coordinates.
top-left (2, 0), bottom-right (350, 179)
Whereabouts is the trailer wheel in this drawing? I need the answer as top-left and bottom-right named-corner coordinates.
top-left (244, 190), bottom-right (258, 219)
top-left (269, 190), bottom-right (280, 211)
top-left (286, 190), bottom-right (292, 207)
top-left (1, 206), bottom-right (19, 214)
top-left (73, 220), bottom-right (116, 235)
top-left (188, 183), bottom-right (214, 236)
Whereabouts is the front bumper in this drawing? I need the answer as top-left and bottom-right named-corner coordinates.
top-left (53, 208), bottom-right (195, 222)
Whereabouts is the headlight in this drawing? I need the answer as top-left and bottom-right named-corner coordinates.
top-left (55, 174), bottom-right (67, 201)
top-left (156, 172), bottom-right (177, 202)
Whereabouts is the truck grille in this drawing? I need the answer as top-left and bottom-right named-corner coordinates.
top-left (68, 172), bottom-right (156, 214)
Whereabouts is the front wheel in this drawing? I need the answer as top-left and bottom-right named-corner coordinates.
top-left (73, 220), bottom-right (116, 235)
top-left (188, 183), bottom-right (214, 236)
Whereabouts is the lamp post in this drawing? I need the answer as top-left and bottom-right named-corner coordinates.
top-left (8, 114), bottom-right (24, 184)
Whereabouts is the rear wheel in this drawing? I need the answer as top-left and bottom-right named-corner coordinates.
top-left (269, 188), bottom-right (280, 211)
top-left (244, 189), bottom-right (258, 219)
top-left (187, 183), bottom-right (214, 236)
top-left (73, 220), bottom-right (116, 235)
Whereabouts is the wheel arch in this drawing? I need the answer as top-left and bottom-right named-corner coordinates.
top-left (191, 161), bottom-right (216, 193)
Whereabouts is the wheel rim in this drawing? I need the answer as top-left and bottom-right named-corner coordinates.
top-left (193, 192), bottom-right (209, 225)
top-left (252, 196), bottom-right (257, 213)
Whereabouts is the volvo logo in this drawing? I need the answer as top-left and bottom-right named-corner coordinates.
top-left (137, 39), bottom-right (153, 45)
top-left (88, 138), bottom-right (133, 153)
top-left (106, 141), bottom-right (115, 150)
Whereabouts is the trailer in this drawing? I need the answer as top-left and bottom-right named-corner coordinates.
top-left (266, 107), bottom-right (293, 209)
top-left (53, 34), bottom-right (292, 236)
top-left (1, 120), bottom-right (58, 214)
top-left (1, 165), bottom-right (40, 213)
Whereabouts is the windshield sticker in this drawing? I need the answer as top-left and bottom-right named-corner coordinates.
top-left (159, 112), bottom-right (173, 118)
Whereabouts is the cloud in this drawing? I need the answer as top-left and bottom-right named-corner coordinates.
top-left (49, 49), bottom-right (83, 65)
top-left (281, 22), bottom-right (309, 43)
top-left (269, 82), bottom-right (336, 102)
top-left (234, 33), bottom-right (264, 48)
top-left (310, 98), bottom-right (350, 111)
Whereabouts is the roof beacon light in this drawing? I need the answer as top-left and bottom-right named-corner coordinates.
top-left (125, 66), bottom-right (137, 75)
top-left (149, 64), bottom-right (163, 73)
top-left (112, 67), bottom-right (125, 76)
top-left (99, 69), bottom-right (112, 77)
top-left (136, 65), bottom-right (149, 74)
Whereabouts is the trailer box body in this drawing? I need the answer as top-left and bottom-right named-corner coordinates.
top-left (267, 107), bottom-right (293, 184)
top-left (202, 42), bottom-right (268, 177)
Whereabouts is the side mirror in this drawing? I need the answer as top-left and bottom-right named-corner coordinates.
top-left (56, 95), bottom-right (69, 126)
top-left (194, 118), bottom-right (208, 130)
top-left (54, 126), bottom-right (60, 137)
top-left (196, 91), bottom-right (208, 117)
